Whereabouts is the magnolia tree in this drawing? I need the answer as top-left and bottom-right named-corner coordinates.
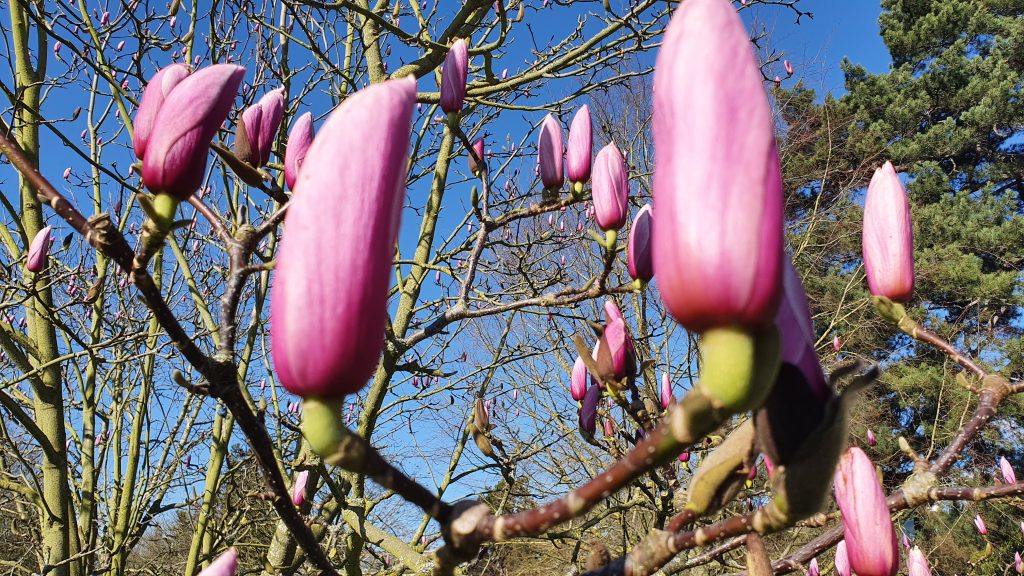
top-left (0, 0), bottom-right (1021, 574)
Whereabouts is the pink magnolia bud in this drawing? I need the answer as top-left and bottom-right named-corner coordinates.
top-left (571, 352), bottom-right (589, 401)
top-left (440, 38), bottom-right (469, 114)
top-left (833, 335), bottom-right (842, 352)
top-left (591, 142), bottom-right (629, 232)
top-left (784, 59), bottom-right (794, 76)
top-left (603, 417), bottom-right (613, 437)
top-left (141, 65), bottom-right (245, 200)
top-left (1015, 551), bottom-right (1023, 574)
top-left (240, 87), bottom-right (286, 167)
top-left (1001, 456), bottom-right (1017, 484)
top-left (284, 111), bottom-right (314, 189)
top-left (132, 63), bottom-right (189, 159)
top-left (677, 451), bottom-right (690, 463)
top-left (867, 429), bottom-right (877, 446)
top-left (975, 514), bottom-right (988, 536)
top-left (907, 547), bottom-right (930, 576)
top-left (566, 105), bottom-right (592, 185)
top-left (628, 204), bottom-right (653, 282)
top-left (26, 226), bottom-right (53, 272)
top-left (652, 0), bottom-right (783, 332)
top-left (291, 469), bottom-right (309, 506)
top-left (600, 300), bottom-right (633, 380)
top-left (835, 540), bottom-right (851, 576)
top-left (117, 40), bottom-right (125, 51)
top-left (53, 41), bottom-right (62, 56)
top-left (833, 447), bottom-right (898, 576)
top-left (660, 373), bottom-right (673, 409)
top-left (862, 161), bottom-right (914, 302)
top-left (808, 557), bottom-right (819, 576)
top-left (197, 548), bottom-right (237, 576)
top-left (271, 76), bottom-right (416, 398)
top-left (100, 10), bottom-right (110, 25)
top-left (468, 137), bottom-right (486, 176)
top-left (902, 533), bottom-right (911, 551)
top-left (538, 113), bottom-right (564, 191)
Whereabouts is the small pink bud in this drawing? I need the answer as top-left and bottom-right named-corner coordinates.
top-left (53, 41), bottom-right (62, 56)
top-left (566, 105), bottom-right (592, 185)
top-left (291, 470), bottom-right (309, 506)
top-left (1000, 456), bottom-right (1017, 484)
top-left (26, 226), bottom-right (53, 272)
top-left (197, 548), bottom-right (237, 576)
top-left (284, 112), bottom-right (314, 189)
top-left (63, 167), bottom-right (72, 180)
top-left (833, 335), bottom-right (842, 352)
top-left (501, 68), bottom-right (508, 80)
top-left (440, 38), bottom-right (469, 114)
top-left (808, 557), bottom-right (819, 576)
top-left (100, 10), bottom-right (110, 25)
top-left (240, 87), bottom-right (286, 167)
top-left (677, 451), bottom-right (690, 463)
top-left (538, 113), bottom-right (564, 192)
top-left (271, 77), bottom-right (416, 398)
top-left (603, 418), bottom-right (613, 437)
top-left (468, 137), bottom-right (486, 176)
top-left (1015, 551), bottom-right (1023, 574)
top-left (660, 372), bottom-right (672, 409)
top-left (784, 59), bottom-right (793, 76)
top-left (773, 75), bottom-right (781, 87)
top-left (867, 429), bottom-right (876, 447)
top-left (833, 447), bottom-right (898, 576)
top-left (627, 204), bottom-right (653, 282)
top-left (591, 142), bottom-right (629, 232)
top-left (863, 161), bottom-right (914, 302)
top-left (570, 355), bottom-right (587, 401)
top-left (907, 547), bottom-right (930, 576)
top-left (117, 40), bottom-right (125, 51)
top-left (652, 0), bottom-right (783, 332)
top-left (975, 514), bottom-right (988, 536)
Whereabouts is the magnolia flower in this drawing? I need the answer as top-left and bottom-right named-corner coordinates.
top-left (808, 557), bottom-right (820, 576)
top-left (238, 87), bottom-right (286, 167)
top-left (26, 226), bottom-right (53, 272)
top-left (468, 137), bottom-right (486, 177)
top-left (139, 64), bottom-right (245, 200)
top-left (197, 548), bottom-right (237, 576)
top-left (271, 76), bottom-right (416, 399)
top-left (571, 355), bottom-right (588, 401)
top-left (833, 447), bottom-right (898, 576)
top-left (1000, 456), bottom-right (1017, 484)
top-left (284, 112), bottom-right (314, 189)
top-left (975, 514), bottom-right (988, 536)
top-left (291, 470), bottom-right (309, 506)
top-left (628, 204), bottom-right (653, 283)
top-left (835, 540), bottom-right (850, 576)
top-left (591, 142), bottom-right (629, 232)
top-left (907, 547), bottom-right (931, 576)
top-left (863, 161), bottom-right (914, 302)
top-left (660, 372), bottom-right (673, 409)
top-left (440, 38), bottom-right (469, 114)
top-left (652, 0), bottom-right (783, 332)
top-left (566, 105), bottom-right (592, 187)
top-left (537, 113), bottom-right (564, 192)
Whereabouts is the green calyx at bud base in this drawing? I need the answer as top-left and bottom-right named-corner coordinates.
top-left (698, 325), bottom-right (780, 413)
top-left (302, 396), bottom-right (348, 462)
top-left (148, 193), bottom-right (180, 231)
